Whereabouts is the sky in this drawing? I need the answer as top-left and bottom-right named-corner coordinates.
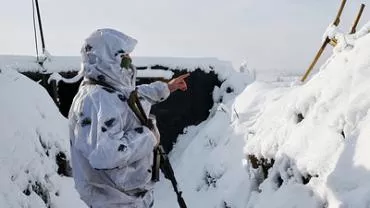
top-left (1, 0), bottom-right (370, 71)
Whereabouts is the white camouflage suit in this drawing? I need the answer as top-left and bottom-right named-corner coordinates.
top-left (69, 29), bottom-right (170, 208)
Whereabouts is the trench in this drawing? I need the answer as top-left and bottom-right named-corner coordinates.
top-left (22, 67), bottom-right (222, 153)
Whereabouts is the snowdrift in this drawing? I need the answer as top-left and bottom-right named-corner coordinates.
top-left (241, 25), bottom-right (370, 207)
top-left (155, 25), bottom-right (370, 208)
top-left (0, 68), bottom-right (85, 207)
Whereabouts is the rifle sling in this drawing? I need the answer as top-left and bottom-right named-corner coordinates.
top-left (127, 89), bottom-right (154, 130)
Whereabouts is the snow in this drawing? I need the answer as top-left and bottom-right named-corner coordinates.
top-left (0, 55), bottom-right (234, 81)
top-left (0, 67), bottom-right (86, 208)
top-left (2, 21), bottom-right (370, 208)
top-left (0, 55), bottom-right (235, 87)
top-left (47, 69), bottom-right (174, 84)
top-left (239, 24), bottom-right (370, 207)
top-left (0, 55), bottom-right (81, 73)
top-left (155, 23), bottom-right (370, 208)
top-left (0, 54), bottom-right (245, 208)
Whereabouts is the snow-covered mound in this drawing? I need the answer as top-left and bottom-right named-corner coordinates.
top-left (153, 65), bottom-right (254, 208)
top-left (155, 25), bottom-right (370, 207)
top-left (0, 67), bottom-right (85, 207)
top-left (240, 26), bottom-right (370, 207)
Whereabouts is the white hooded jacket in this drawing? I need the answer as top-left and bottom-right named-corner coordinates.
top-left (69, 29), bottom-right (170, 208)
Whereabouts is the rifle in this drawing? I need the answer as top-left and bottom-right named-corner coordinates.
top-left (128, 89), bottom-right (187, 208)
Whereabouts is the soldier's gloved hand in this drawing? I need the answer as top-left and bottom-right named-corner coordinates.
top-left (149, 115), bottom-right (160, 146)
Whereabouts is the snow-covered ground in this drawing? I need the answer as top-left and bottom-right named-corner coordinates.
top-left (2, 22), bottom-right (370, 208)
top-left (155, 24), bottom-right (370, 208)
top-left (156, 24), bottom-right (370, 208)
top-left (0, 67), bottom-right (85, 207)
top-left (240, 24), bottom-right (370, 207)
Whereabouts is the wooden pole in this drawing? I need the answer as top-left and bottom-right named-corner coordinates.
top-left (34, 0), bottom-right (46, 53)
top-left (301, 37), bottom-right (330, 82)
top-left (333, 0), bottom-right (347, 26)
top-left (301, 0), bottom-right (347, 82)
top-left (329, 4), bottom-right (365, 47)
top-left (350, 4), bottom-right (365, 34)
top-left (31, 0), bottom-right (39, 61)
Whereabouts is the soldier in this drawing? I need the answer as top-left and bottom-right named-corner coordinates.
top-left (68, 28), bottom-right (188, 208)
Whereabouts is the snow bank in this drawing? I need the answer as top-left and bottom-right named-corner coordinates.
top-left (154, 98), bottom-right (252, 208)
top-left (238, 25), bottom-right (370, 207)
top-left (155, 23), bottom-right (370, 208)
top-left (0, 67), bottom-right (85, 207)
top-left (153, 67), bottom-right (254, 208)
